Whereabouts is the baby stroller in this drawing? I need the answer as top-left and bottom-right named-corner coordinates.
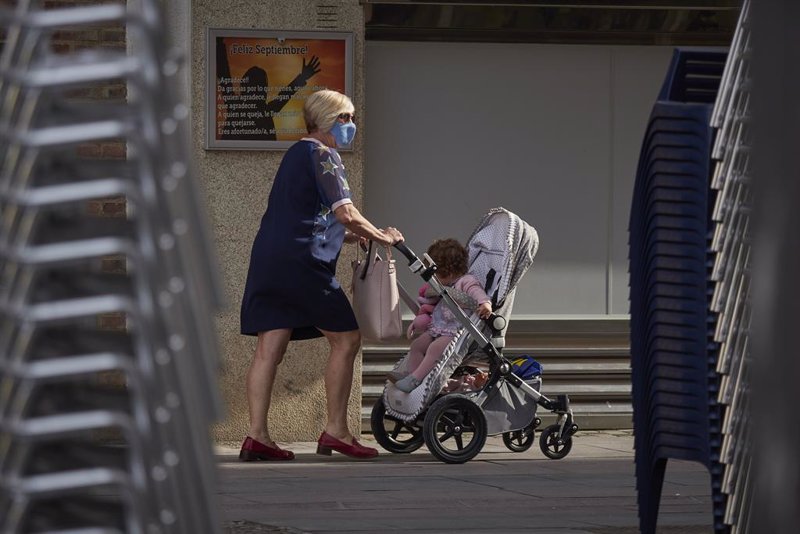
top-left (370, 208), bottom-right (579, 464)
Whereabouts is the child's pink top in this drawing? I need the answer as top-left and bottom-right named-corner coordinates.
top-left (429, 274), bottom-right (490, 337)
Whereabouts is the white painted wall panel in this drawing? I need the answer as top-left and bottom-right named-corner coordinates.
top-left (365, 41), bottom-right (672, 316)
top-left (609, 46), bottom-right (675, 314)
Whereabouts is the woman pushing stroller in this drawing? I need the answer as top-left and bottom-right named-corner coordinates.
top-left (388, 238), bottom-right (493, 392)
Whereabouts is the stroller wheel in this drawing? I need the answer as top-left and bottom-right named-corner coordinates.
top-left (502, 426), bottom-right (535, 452)
top-left (423, 394), bottom-right (487, 464)
top-left (539, 424), bottom-right (573, 460)
top-left (370, 397), bottom-right (424, 454)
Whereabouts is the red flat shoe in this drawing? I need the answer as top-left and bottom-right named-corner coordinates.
top-left (239, 437), bottom-right (295, 461)
top-left (316, 431), bottom-right (378, 459)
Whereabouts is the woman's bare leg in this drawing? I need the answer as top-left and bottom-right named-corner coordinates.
top-left (319, 328), bottom-right (361, 443)
top-left (409, 335), bottom-right (454, 381)
top-left (247, 329), bottom-right (292, 444)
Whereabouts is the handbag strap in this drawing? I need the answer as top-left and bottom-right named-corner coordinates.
top-left (359, 240), bottom-right (374, 280)
top-left (359, 240), bottom-right (394, 280)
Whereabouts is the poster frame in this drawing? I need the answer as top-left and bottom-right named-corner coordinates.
top-left (205, 28), bottom-right (354, 151)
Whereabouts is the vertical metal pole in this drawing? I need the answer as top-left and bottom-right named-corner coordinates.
top-left (751, 1), bottom-right (800, 532)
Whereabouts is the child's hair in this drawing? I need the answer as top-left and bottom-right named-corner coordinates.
top-left (427, 238), bottom-right (468, 278)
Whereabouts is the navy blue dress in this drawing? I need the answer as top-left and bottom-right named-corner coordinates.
top-left (240, 138), bottom-right (359, 340)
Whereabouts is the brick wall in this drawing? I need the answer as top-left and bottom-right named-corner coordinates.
top-left (44, 1), bottom-right (130, 395)
top-left (46, 0), bottom-right (128, 224)
top-left (27, 1), bottom-right (128, 339)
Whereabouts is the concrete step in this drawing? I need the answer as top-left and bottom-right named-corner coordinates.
top-left (361, 400), bottom-right (634, 432)
top-left (360, 318), bottom-right (633, 432)
top-left (362, 382), bottom-right (631, 398)
top-left (361, 347), bottom-right (632, 358)
top-left (363, 361), bottom-right (632, 376)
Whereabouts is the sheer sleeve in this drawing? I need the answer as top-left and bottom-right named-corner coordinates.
top-left (458, 275), bottom-right (491, 306)
top-left (311, 145), bottom-right (352, 211)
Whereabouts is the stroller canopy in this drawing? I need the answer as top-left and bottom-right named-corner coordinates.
top-left (466, 207), bottom-right (539, 312)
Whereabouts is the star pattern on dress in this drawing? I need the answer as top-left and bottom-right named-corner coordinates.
top-left (340, 176), bottom-right (351, 192)
top-left (315, 144), bottom-right (331, 154)
top-left (318, 205), bottom-right (331, 218)
top-left (320, 158), bottom-right (338, 175)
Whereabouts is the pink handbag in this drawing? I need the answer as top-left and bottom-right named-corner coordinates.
top-left (351, 241), bottom-right (403, 341)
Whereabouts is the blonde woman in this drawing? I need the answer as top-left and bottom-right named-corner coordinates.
top-left (240, 90), bottom-right (403, 460)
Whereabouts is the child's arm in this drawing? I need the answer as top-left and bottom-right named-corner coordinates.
top-left (458, 275), bottom-right (492, 319)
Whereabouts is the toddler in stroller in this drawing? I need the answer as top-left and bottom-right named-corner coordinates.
top-left (371, 208), bottom-right (579, 463)
top-left (389, 238), bottom-right (493, 393)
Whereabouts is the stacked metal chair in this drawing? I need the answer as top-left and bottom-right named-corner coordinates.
top-left (0, 1), bottom-right (224, 532)
top-left (708, 1), bottom-right (752, 532)
top-left (628, 47), bottom-right (728, 534)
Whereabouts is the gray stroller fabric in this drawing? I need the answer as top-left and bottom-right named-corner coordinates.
top-left (482, 377), bottom-right (541, 435)
top-left (383, 207), bottom-right (539, 422)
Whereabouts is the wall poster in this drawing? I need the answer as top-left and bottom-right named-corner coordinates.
top-left (206, 29), bottom-right (354, 150)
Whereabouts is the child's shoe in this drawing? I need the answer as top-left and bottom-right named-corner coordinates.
top-left (395, 375), bottom-right (421, 393)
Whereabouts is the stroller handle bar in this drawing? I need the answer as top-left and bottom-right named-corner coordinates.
top-left (392, 240), bottom-right (416, 264)
top-left (393, 241), bottom-right (431, 277)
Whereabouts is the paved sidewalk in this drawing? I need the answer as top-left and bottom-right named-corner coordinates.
top-left (216, 431), bottom-right (713, 533)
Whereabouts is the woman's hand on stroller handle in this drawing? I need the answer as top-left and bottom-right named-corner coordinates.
top-left (382, 227), bottom-right (403, 247)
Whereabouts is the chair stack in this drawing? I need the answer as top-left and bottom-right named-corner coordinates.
top-left (628, 47), bottom-right (728, 534)
top-left (0, 1), bottom-right (224, 533)
top-left (708, 1), bottom-right (752, 532)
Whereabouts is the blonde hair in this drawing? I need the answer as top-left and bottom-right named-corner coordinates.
top-left (304, 89), bottom-right (354, 134)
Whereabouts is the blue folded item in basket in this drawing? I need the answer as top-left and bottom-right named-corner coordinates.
top-left (510, 355), bottom-right (542, 379)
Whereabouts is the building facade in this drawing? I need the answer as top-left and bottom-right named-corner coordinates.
top-left (181, 1), bottom-right (735, 441)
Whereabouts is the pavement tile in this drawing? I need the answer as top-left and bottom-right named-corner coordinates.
top-left (217, 431), bottom-right (714, 533)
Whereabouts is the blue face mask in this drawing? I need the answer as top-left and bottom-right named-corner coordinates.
top-left (330, 120), bottom-right (357, 148)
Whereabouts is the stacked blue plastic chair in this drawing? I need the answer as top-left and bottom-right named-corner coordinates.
top-left (629, 47), bottom-right (728, 534)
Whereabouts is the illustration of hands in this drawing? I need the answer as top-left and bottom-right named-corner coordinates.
top-left (299, 55), bottom-right (321, 83)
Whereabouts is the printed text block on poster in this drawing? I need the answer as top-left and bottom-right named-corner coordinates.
top-left (206, 29), bottom-right (354, 150)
